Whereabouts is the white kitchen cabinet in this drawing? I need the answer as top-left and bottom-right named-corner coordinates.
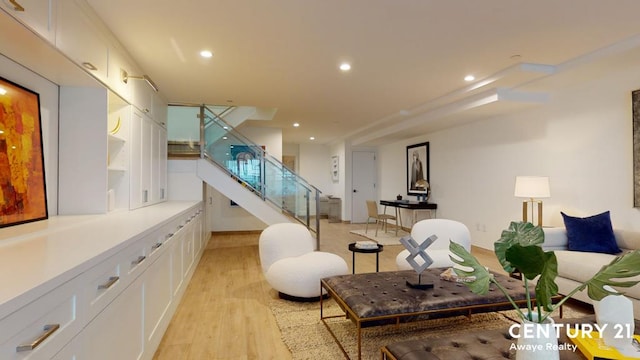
top-left (82, 274), bottom-right (144, 360)
top-left (0, 202), bottom-right (204, 360)
top-left (152, 124), bottom-right (168, 203)
top-left (59, 88), bottom-right (133, 214)
top-left (51, 334), bottom-right (81, 360)
top-left (152, 92), bottom-right (168, 127)
top-left (56, 0), bottom-right (109, 82)
top-left (132, 80), bottom-right (154, 115)
top-left (107, 93), bottom-right (131, 211)
top-left (0, 0), bottom-right (57, 43)
top-left (0, 277), bottom-right (83, 360)
top-left (58, 86), bottom-right (109, 214)
top-left (130, 111), bottom-right (152, 209)
top-left (170, 230), bottom-right (185, 298)
top-left (143, 243), bottom-right (172, 355)
top-left (131, 110), bottom-right (168, 209)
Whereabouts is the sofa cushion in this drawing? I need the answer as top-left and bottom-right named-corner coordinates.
top-left (541, 227), bottom-right (568, 250)
top-left (555, 250), bottom-right (640, 300)
top-left (561, 211), bottom-right (621, 254)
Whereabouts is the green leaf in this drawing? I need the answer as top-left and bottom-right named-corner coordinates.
top-left (505, 244), bottom-right (559, 311)
top-left (584, 250), bottom-right (640, 301)
top-left (494, 222), bottom-right (544, 273)
top-left (448, 240), bottom-right (493, 295)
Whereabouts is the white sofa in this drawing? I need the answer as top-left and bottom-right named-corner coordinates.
top-left (541, 227), bottom-right (640, 319)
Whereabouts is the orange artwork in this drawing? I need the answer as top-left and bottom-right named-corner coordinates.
top-left (0, 77), bottom-right (47, 227)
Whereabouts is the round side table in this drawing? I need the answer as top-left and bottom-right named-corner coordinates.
top-left (348, 242), bottom-right (384, 274)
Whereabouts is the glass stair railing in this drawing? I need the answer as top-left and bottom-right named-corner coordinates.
top-left (199, 105), bottom-right (322, 240)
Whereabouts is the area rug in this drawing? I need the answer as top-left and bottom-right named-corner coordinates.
top-left (349, 228), bottom-right (408, 246)
top-left (270, 298), bottom-right (523, 360)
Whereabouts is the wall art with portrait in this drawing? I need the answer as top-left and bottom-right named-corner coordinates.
top-left (0, 76), bottom-right (48, 227)
top-left (632, 89), bottom-right (640, 207)
top-left (406, 142), bottom-right (430, 197)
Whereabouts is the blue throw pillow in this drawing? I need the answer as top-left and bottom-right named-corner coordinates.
top-left (561, 211), bottom-right (621, 254)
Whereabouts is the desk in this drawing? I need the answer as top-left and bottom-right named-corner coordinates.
top-left (380, 200), bottom-right (437, 231)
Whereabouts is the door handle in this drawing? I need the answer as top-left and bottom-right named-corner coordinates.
top-left (353, 189), bottom-right (357, 193)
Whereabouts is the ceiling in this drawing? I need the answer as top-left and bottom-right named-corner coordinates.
top-left (85, 0), bottom-right (640, 146)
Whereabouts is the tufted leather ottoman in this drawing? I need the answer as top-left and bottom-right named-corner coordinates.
top-left (381, 316), bottom-right (640, 360)
top-left (320, 269), bottom-right (555, 360)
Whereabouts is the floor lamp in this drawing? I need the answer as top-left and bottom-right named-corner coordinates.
top-left (514, 176), bottom-right (550, 227)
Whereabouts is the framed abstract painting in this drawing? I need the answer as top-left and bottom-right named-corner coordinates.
top-left (0, 76), bottom-right (48, 228)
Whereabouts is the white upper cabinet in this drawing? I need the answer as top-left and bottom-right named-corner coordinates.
top-left (56, 0), bottom-right (109, 81)
top-left (0, 0), bottom-right (57, 43)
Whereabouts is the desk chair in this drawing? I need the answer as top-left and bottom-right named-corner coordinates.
top-left (366, 200), bottom-right (398, 236)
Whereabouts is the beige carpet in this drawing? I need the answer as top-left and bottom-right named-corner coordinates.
top-left (349, 228), bottom-right (408, 246)
top-left (271, 298), bottom-right (524, 360)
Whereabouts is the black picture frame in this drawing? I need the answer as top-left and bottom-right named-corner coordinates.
top-left (406, 142), bottom-right (430, 196)
top-left (0, 76), bottom-right (48, 228)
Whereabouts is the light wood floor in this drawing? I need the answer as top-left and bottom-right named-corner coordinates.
top-left (151, 220), bottom-right (516, 360)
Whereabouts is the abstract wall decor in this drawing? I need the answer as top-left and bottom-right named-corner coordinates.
top-left (633, 90), bottom-right (640, 207)
top-left (0, 76), bottom-right (48, 227)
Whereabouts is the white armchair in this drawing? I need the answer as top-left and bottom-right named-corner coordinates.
top-left (259, 223), bottom-right (348, 299)
top-left (396, 219), bottom-right (471, 270)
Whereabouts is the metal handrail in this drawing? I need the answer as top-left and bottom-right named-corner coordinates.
top-left (198, 105), bottom-right (321, 243)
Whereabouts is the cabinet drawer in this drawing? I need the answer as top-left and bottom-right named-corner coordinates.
top-left (0, 278), bottom-right (82, 360)
top-left (83, 253), bottom-right (122, 322)
top-left (122, 240), bottom-right (148, 279)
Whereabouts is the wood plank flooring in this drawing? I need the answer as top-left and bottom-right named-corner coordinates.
top-left (152, 220), bottom-right (522, 360)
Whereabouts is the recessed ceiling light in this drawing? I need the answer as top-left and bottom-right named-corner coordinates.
top-left (464, 75), bottom-right (475, 82)
top-left (200, 50), bottom-right (213, 58)
top-left (222, 136), bottom-right (228, 140)
top-left (293, 123), bottom-right (300, 127)
top-left (339, 63), bottom-right (351, 72)
top-left (309, 136), bottom-right (315, 140)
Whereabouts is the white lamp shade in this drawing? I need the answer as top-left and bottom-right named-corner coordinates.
top-left (514, 176), bottom-right (550, 198)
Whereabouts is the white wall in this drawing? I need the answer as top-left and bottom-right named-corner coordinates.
top-left (379, 63), bottom-right (640, 250)
top-left (167, 160), bottom-right (203, 201)
top-left (0, 54), bottom-right (59, 216)
top-left (299, 143), bottom-right (332, 195)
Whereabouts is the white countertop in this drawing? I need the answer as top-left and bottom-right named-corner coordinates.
top-left (0, 201), bottom-right (201, 320)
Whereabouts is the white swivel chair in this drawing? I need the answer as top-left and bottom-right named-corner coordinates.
top-left (259, 223), bottom-right (348, 299)
top-left (396, 219), bottom-right (471, 270)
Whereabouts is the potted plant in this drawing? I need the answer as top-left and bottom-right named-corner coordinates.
top-left (448, 221), bottom-right (640, 359)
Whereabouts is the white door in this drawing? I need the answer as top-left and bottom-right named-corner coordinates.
top-left (351, 151), bottom-right (377, 223)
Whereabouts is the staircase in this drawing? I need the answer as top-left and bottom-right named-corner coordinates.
top-left (195, 105), bottom-right (322, 243)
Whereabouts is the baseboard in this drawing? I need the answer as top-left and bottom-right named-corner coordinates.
top-left (211, 230), bottom-right (262, 235)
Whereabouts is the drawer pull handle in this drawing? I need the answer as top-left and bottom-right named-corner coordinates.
top-left (131, 255), bottom-right (146, 266)
top-left (98, 276), bottom-right (119, 290)
top-left (16, 324), bottom-right (60, 352)
top-left (9, 0), bottom-right (25, 11)
top-left (166, 233), bottom-right (174, 239)
top-left (152, 242), bottom-right (162, 250)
